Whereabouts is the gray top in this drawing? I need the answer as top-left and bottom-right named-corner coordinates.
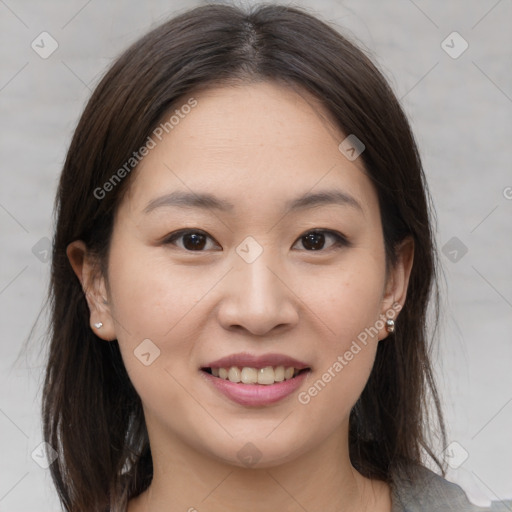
top-left (390, 464), bottom-right (511, 511)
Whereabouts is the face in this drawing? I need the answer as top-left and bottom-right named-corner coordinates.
top-left (70, 81), bottom-right (412, 469)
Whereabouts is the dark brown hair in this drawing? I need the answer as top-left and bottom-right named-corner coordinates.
top-left (43, 3), bottom-right (446, 511)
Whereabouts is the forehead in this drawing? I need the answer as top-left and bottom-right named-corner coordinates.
top-left (120, 81), bottom-right (378, 218)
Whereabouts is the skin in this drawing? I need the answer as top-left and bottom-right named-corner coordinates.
top-left (68, 81), bottom-right (414, 512)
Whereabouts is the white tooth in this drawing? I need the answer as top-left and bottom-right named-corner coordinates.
top-left (241, 367), bottom-right (258, 384)
top-left (257, 366), bottom-right (275, 385)
top-left (228, 366), bottom-right (241, 383)
top-left (213, 365), bottom-right (301, 384)
top-left (274, 365), bottom-right (285, 382)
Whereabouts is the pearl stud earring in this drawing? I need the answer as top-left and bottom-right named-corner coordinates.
top-left (93, 322), bottom-right (103, 329)
top-left (385, 319), bottom-right (395, 333)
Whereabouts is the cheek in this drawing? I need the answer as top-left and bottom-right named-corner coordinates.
top-left (108, 243), bottom-right (213, 338)
top-left (299, 260), bottom-right (385, 344)
top-left (105, 244), bottom-right (218, 390)
top-left (293, 260), bottom-right (384, 412)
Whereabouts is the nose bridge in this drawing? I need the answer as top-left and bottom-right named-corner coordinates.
top-left (236, 235), bottom-right (284, 306)
top-left (217, 236), bottom-right (298, 334)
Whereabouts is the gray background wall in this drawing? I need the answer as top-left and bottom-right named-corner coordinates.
top-left (0, 0), bottom-right (511, 510)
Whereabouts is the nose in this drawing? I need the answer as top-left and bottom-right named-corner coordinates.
top-left (216, 251), bottom-right (299, 336)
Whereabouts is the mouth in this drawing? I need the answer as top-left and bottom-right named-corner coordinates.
top-left (201, 366), bottom-right (311, 385)
top-left (200, 365), bottom-right (312, 406)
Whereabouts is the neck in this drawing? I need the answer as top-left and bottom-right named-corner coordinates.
top-left (128, 420), bottom-right (391, 512)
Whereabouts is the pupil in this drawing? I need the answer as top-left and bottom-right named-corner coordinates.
top-left (303, 232), bottom-right (325, 250)
top-left (184, 233), bottom-right (206, 250)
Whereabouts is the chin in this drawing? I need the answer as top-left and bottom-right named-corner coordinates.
top-left (201, 433), bottom-right (312, 470)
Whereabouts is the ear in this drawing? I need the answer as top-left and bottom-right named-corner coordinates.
top-left (378, 236), bottom-right (414, 340)
top-left (66, 240), bottom-right (117, 341)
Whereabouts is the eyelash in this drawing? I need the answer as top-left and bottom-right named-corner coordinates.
top-left (162, 228), bottom-right (350, 252)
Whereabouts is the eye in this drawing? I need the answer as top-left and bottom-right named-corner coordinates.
top-left (163, 229), bottom-right (220, 251)
top-left (163, 228), bottom-right (349, 252)
top-left (292, 229), bottom-right (349, 251)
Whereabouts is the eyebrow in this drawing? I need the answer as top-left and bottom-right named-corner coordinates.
top-left (143, 189), bottom-right (363, 214)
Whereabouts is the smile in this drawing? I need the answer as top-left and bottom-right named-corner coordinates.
top-left (200, 366), bottom-right (312, 407)
top-left (202, 365), bottom-right (310, 385)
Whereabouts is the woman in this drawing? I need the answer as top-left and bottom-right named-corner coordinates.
top-left (42, 3), bottom-right (502, 511)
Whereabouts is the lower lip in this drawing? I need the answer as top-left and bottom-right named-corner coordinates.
top-left (200, 369), bottom-right (311, 407)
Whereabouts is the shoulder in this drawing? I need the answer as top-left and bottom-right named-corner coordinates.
top-left (390, 463), bottom-right (511, 512)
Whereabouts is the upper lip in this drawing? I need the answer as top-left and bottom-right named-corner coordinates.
top-left (203, 352), bottom-right (311, 370)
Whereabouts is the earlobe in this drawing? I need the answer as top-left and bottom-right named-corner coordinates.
top-left (379, 236), bottom-right (415, 340)
top-left (66, 240), bottom-right (117, 341)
